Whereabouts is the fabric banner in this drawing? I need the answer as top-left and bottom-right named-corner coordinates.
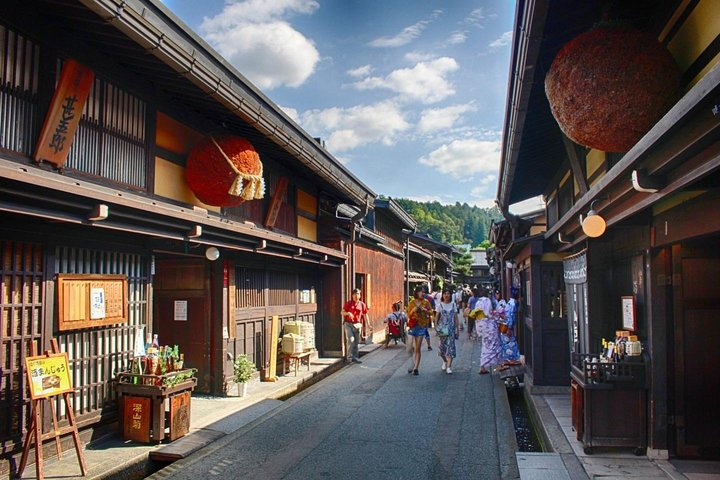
top-left (563, 250), bottom-right (588, 354)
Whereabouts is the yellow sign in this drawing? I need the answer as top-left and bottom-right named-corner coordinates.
top-left (25, 353), bottom-right (73, 399)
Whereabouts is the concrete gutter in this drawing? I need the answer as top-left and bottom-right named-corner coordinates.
top-left (522, 389), bottom-right (589, 480)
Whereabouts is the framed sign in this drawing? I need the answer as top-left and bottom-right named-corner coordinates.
top-left (25, 352), bottom-right (73, 399)
top-left (621, 295), bottom-right (636, 331)
top-left (57, 274), bottom-right (127, 331)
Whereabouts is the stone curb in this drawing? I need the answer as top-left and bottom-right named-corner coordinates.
top-left (494, 375), bottom-right (521, 480)
top-left (522, 390), bottom-right (589, 480)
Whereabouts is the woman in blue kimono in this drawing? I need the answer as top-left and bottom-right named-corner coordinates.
top-left (500, 289), bottom-right (521, 365)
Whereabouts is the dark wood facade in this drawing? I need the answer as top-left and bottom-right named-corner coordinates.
top-left (498, 0), bottom-right (720, 459)
top-left (0, 0), bottom-right (377, 472)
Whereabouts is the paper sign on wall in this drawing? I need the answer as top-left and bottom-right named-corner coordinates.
top-left (174, 301), bottom-right (188, 321)
top-left (90, 287), bottom-right (106, 319)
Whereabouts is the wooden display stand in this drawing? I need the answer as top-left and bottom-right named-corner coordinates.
top-left (570, 353), bottom-right (647, 455)
top-left (116, 370), bottom-right (197, 442)
top-left (18, 339), bottom-right (88, 479)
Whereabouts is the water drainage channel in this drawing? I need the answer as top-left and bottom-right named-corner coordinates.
top-left (506, 383), bottom-right (544, 452)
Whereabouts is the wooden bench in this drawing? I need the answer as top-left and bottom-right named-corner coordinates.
top-left (283, 351), bottom-right (312, 376)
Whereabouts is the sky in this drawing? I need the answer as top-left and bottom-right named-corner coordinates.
top-left (161, 0), bottom-right (540, 211)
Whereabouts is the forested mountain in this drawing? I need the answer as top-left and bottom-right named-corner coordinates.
top-left (393, 198), bottom-right (503, 246)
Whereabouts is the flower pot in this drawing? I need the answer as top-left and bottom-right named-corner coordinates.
top-left (237, 382), bottom-right (248, 398)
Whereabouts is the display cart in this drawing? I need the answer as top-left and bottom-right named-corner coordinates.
top-left (116, 369), bottom-right (197, 443)
top-left (570, 353), bottom-right (647, 455)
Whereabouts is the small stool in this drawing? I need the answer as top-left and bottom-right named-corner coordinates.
top-left (283, 351), bottom-right (312, 376)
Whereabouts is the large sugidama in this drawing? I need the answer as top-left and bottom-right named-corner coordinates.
top-left (185, 135), bottom-right (265, 207)
top-left (545, 24), bottom-right (680, 152)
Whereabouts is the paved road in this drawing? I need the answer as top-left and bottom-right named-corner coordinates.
top-left (150, 335), bottom-right (520, 480)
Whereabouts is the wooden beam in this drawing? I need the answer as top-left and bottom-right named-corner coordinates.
top-left (562, 134), bottom-right (589, 196)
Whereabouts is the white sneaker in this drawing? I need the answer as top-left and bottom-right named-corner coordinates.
top-left (446, 367), bottom-right (453, 374)
top-left (441, 362), bottom-right (447, 371)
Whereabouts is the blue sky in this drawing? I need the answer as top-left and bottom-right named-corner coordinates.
top-left (163, 0), bottom-right (519, 208)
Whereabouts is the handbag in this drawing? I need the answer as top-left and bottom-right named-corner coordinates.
top-left (436, 325), bottom-right (450, 337)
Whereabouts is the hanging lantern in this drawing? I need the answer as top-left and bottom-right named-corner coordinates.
top-left (185, 135), bottom-right (265, 207)
top-left (545, 23), bottom-right (680, 152)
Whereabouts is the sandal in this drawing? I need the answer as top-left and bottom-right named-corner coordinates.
top-left (413, 369), bottom-right (419, 376)
top-left (479, 369), bottom-right (489, 375)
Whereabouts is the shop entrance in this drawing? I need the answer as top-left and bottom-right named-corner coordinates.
top-left (154, 259), bottom-right (212, 393)
top-left (671, 236), bottom-right (720, 458)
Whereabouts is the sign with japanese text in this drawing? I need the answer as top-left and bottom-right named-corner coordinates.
top-left (174, 300), bottom-right (188, 321)
top-left (33, 58), bottom-right (94, 167)
top-left (25, 353), bottom-right (73, 400)
top-left (122, 396), bottom-right (151, 443)
top-left (57, 274), bottom-right (127, 331)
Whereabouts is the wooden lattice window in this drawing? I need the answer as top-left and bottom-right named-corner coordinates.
top-left (0, 23), bottom-right (41, 157)
top-left (0, 241), bottom-right (43, 441)
top-left (64, 65), bottom-right (147, 189)
top-left (54, 247), bottom-right (149, 419)
top-left (268, 271), bottom-right (296, 306)
top-left (235, 268), bottom-right (265, 308)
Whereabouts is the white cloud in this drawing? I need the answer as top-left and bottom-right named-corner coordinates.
top-left (463, 8), bottom-right (487, 27)
top-left (200, 0), bottom-right (320, 90)
top-left (470, 198), bottom-right (497, 209)
top-left (301, 101), bottom-right (411, 152)
top-left (353, 57), bottom-right (459, 104)
top-left (489, 31), bottom-right (513, 50)
top-left (418, 138), bottom-right (500, 179)
top-left (417, 103), bottom-right (477, 134)
top-left (279, 105), bottom-right (300, 123)
top-left (404, 51), bottom-right (438, 63)
top-left (405, 195), bottom-right (444, 203)
top-left (446, 31), bottom-right (467, 45)
top-left (368, 10), bottom-right (443, 48)
top-left (346, 65), bottom-right (373, 78)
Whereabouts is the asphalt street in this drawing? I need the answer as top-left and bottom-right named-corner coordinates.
top-left (150, 335), bottom-right (520, 480)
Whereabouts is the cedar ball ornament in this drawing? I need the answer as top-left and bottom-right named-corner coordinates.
top-left (185, 135), bottom-right (265, 207)
top-left (545, 23), bottom-right (680, 152)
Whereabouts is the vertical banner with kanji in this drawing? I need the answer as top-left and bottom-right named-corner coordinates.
top-left (33, 58), bottom-right (94, 167)
top-left (123, 396), bottom-right (151, 443)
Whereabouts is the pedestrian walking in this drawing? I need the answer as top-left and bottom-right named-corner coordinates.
top-left (435, 288), bottom-right (460, 374)
top-left (465, 287), bottom-right (480, 339)
top-left (477, 289), bottom-right (503, 374)
top-left (384, 301), bottom-right (406, 347)
top-left (407, 286), bottom-right (433, 375)
top-left (422, 285), bottom-right (435, 351)
top-left (500, 288), bottom-right (522, 366)
top-left (341, 288), bottom-right (368, 363)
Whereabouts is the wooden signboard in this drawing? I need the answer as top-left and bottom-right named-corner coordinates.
top-left (19, 340), bottom-right (87, 480)
top-left (57, 274), bottom-right (128, 331)
top-left (26, 353), bottom-right (73, 399)
top-left (123, 396), bottom-right (151, 443)
top-left (264, 176), bottom-right (288, 228)
top-left (33, 58), bottom-right (94, 167)
top-left (169, 391), bottom-right (191, 441)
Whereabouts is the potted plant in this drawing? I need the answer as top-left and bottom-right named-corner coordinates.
top-left (233, 354), bottom-right (255, 397)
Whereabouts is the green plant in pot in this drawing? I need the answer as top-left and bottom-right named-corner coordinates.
top-left (233, 354), bottom-right (256, 397)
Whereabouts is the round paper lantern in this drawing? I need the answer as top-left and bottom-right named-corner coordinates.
top-left (185, 135), bottom-right (265, 207)
top-left (545, 24), bottom-right (680, 152)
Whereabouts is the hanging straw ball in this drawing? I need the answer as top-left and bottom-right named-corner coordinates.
top-left (545, 24), bottom-right (680, 152)
top-left (185, 135), bottom-right (265, 207)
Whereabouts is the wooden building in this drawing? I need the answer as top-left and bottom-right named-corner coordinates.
top-left (410, 233), bottom-right (456, 286)
top-left (498, 0), bottom-right (720, 459)
top-left (0, 0), bottom-right (376, 469)
top-left (335, 198), bottom-right (416, 343)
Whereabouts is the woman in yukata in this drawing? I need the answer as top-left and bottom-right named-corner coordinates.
top-left (477, 288), bottom-right (503, 374)
top-left (500, 288), bottom-right (522, 367)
